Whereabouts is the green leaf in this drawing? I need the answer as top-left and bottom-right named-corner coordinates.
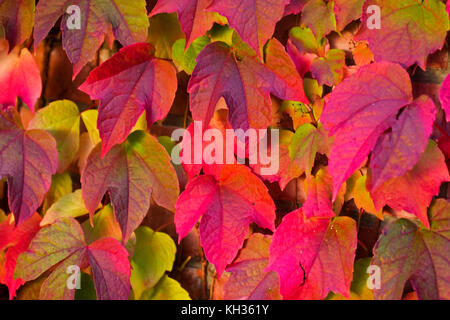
top-left (28, 100), bottom-right (80, 172)
top-left (41, 189), bottom-right (93, 226)
top-left (148, 13), bottom-right (184, 59)
top-left (172, 36), bottom-right (211, 74)
top-left (81, 204), bottom-right (122, 244)
top-left (42, 172), bottom-right (73, 214)
top-left (301, 0), bottom-right (336, 40)
top-left (289, 123), bottom-right (330, 176)
top-left (130, 226), bottom-right (177, 299)
top-left (75, 272), bottom-right (97, 300)
top-left (15, 218), bottom-right (86, 282)
top-left (81, 110), bottom-right (101, 146)
top-left (140, 275), bottom-right (190, 300)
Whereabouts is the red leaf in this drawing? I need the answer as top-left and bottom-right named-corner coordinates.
top-left (284, 0), bottom-right (308, 16)
top-left (175, 165), bottom-right (276, 276)
top-left (87, 237), bottom-right (131, 300)
top-left (356, 0), bottom-right (449, 69)
top-left (0, 108), bottom-right (58, 225)
top-left (188, 42), bottom-right (306, 135)
top-left (207, 0), bottom-right (290, 57)
top-left (0, 0), bottom-right (34, 49)
top-left (321, 62), bottom-right (412, 200)
top-left (34, 0), bottom-right (149, 77)
top-left (223, 234), bottom-right (281, 300)
top-left (369, 95), bottom-right (436, 191)
top-left (267, 209), bottom-right (357, 299)
top-left (79, 43), bottom-right (177, 156)
top-left (370, 141), bottom-right (450, 228)
top-left (81, 131), bottom-right (179, 242)
top-left (151, 0), bottom-right (216, 48)
top-left (0, 47), bottom-right (42, 111)
top-left (0, 213), bottom-right (41, 299)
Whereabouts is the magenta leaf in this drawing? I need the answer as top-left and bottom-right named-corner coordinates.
top-left (321, 62), bottom-right (413, 200)
top-left (175, 165), bottom-right (276, 276)
top-left (267, 209), bottom-right (357, 299)
top-left (87, 237), bottom-right (131, 300)
top-left (79, 43), bottom-right (178, 156)
top-left (0, 47), bottom-right (42, 111)
top-left (439, 74), bottom-right (450, 122)
top-left (0, 108), bottom-right (58, 225)
top-left (207, 0), bottom-right (290, 57)
top-left (369, 95), bottom-right (436, 191)
top-left (370, 141), bottom-right (450, 228)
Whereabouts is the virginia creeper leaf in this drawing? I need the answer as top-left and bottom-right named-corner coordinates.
top-left (175, 165), bottom-right (276, 276)
top-left (321, 62), bottom-right (413, 200)
top-left (87, 237), bottom-right (131, 300)
top-left (310, 49), bottom-right (346, 87)
top-left (41, 189), bottom-right (92, 226)
top-left (439, 74), bottom-right (450, 122)
top-left (0, 108), bottom-right (58, 225)
top-left (369, 95), bottom-right (436, 191)
top-left (267, 209), bottom-right (357, 299)
top-left (334, 0), bottom-right (364, 31)
top-left (0, 0), bottom-right (34, 49)
top-left (301, 0), bottom-right (336, 40)
top-left (289, 123), bottom-right (329, 177)
top-left (371, 199), bottom-right (450, 299)
top-left (370, 141), bottom-right (450, 228)
top-left (140, 275), bottom-right (190, 300)
top-left (207, 0), bottom-right (290, 57)
top-left (79, 43), bottom-right (178, 156)
top-left (130, 226), bottom-right (177, 299)
top-left (284, 0), bottom-right (308, 15)
top-left (303, 167), bottom-right (335, 218)
top-left (0, 47), bottom-right (42, 111)
top-left (356, 0), bottom-right (450, 69)
top-left (34, 0), bottom-right (149, 77)
top-left (81, 130), bottom-right (179, 242)
top-left (28, 100), bottom-right (81, 173)
top-left (188, 42), bottom-right (307, 134)
top-left (0, 213), bottom-right (40, 299)
top-left (151, 0), bottom-right (216, 48)
top-left (223, 233), bottom-right (282, 300)
top-left (172, 36), bottom-right (211, 74)
top-left (147, 13), bottom-right (185, 60)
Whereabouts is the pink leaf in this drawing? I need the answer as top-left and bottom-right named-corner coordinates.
top-left (369, 95), bottom-right (436, 191)
top-left (284, 0), bottom-right (308, 16)
top-left (87, 237), bottom-right (131, 300)
top-left (79, 43), bottom-right (177, 156)
top-left (370, 141), bottom-right (450, 228)
top-left (439, 74), bottom-right (450, 122)
top-left (0, 108), bottom-right (58, 225)
top-left (321, 62), bottom-right (412, 200)
top-left (267, 209), bottom-right (357, 299)
top-left (207, 0), bottom-right (290, 57)
top-left (151, 0), bottom-right (216, 48)
top-left (0, 47), bottom-right (42, 111)
top-left (175, 165), bottom-right (276, 276)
